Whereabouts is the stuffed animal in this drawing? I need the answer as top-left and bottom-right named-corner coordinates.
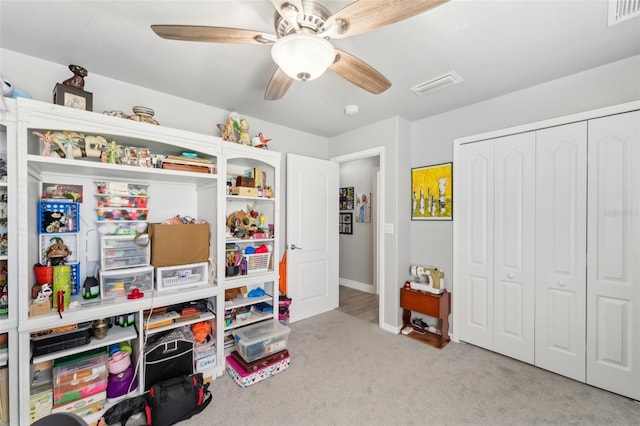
top-left (1, 75), bottom-right (32, 111)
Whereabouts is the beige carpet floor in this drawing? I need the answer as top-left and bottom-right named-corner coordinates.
top-left (174, 306), bottom-right (639, 426)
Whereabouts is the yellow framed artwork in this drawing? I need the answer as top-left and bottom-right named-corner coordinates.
top-left (411, 162), bottom-right (452, 220)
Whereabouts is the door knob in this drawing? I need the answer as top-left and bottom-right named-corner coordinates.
top-left (290, 244), bottom-right (303, 250)
top-left (557, 281), bottom-right (566, 287)
top-left (507, 274), bottom-right (515, 279)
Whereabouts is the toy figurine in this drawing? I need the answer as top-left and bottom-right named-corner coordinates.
top-left (65, 138), bottom-right (75, 160)
top-left (63, 64), bottom-right (88, 90)
top-left (218, 117), bottom-right (237, 142)
top-left (238, 119), bottom-right (251, 145)
top-left (251, 132), bottom-right (271, 149)
top-left (33, 131), bottom-right (53, 156)
top-left (108, 141), bottom-right (120, 164)
top-left (36, 283), bottom-right (53, 301)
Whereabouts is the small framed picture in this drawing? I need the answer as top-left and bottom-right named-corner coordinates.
top-left (339, 212), bottom-right (353, 234)
top-left (339, 187), bottom-right (354, 210)
top-left (53, 83), bottom-right (93, 111)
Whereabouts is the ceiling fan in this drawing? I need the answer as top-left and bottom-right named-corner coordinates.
top-left (151, 0), bottom-right (449, 100)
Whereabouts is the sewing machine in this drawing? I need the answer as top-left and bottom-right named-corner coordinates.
top-left (408, 265), bottom-right (445, 294)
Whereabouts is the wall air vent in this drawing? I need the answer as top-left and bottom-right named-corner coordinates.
top-left (608, 0), bottom-right (640, 26)
top-left (410, 71), bottom-right (463, 96)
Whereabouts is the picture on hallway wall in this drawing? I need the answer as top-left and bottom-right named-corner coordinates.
top-left (339, 212), bottom-right (352, 234)
top-left (411, 162), bottom-right (452, 221)
top-left (356, 192), bottom-right (371, 223)
top-left (339, 187), bottom-right (354, 210)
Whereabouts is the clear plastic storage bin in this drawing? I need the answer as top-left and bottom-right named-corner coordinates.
top-left (99, 265), bottom-right (154, 298)
top-left (233, 320), bottom-right (290, 363)
top-left (155, 262), bottom-right (209, 291)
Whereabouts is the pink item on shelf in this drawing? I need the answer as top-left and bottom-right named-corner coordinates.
top-left (107, 351), bottom-right (131, 374)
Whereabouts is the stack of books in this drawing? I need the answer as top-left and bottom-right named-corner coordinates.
top-left (162, 155), bottom-right (215, 174)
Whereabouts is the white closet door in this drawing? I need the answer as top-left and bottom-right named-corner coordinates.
top-left (535, 122), bottom-right (587, 381)
top-left (586, 110), bottom-right (640, 400)
top-left (458, 140), bottom-right (494, 349)
top-left (493, 132), bottom-right (535, 364)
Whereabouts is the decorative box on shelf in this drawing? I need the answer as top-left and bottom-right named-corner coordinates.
top-left (229, 186), bottom-right (258, 197)
top-left (155, 262), bottom-right (209, 292)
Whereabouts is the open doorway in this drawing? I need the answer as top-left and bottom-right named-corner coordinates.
top-left (331, 147), bottom-right (384, 327)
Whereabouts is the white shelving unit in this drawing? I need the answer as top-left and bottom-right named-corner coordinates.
top-left (5, 98), bottom-right (281, 425)
top-left (11, 99), bottom-right (238, 424)
top-left (218, 143), bottom-right (281, 362)
top-left (0, 98), bottom-right (18, 426)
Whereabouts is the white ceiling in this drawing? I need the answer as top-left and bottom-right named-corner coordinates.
top-left (1, 0), bottom-right (639, 138)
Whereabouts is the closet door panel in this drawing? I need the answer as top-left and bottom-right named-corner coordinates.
top-left (493, 132), bottom-right (535, 364)
top-left (535, 122), bottom-right (587, 381)
top-left (458, 140), bottom-right (494, 349)
top-left (587, 110), bottom-right (640, 400)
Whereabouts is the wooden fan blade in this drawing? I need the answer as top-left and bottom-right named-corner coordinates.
top-left (325, 0), bottom-right (449, 39)
top-left (265, 67), bottom-right (294, 100)
top-left (151, 25), bottom-right (275, 44)
top-left (330, 49), bottom-right (391, 95)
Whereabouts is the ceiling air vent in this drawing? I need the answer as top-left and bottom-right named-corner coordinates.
top-left (411, 71), bottom-right (463, 96)
top-left (608, 0), bottom-right (640, 26)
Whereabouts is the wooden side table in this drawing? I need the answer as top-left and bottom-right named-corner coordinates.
top-left (400, 287), bottom-right (451, 349)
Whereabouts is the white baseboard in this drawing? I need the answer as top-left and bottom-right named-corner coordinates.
top-left (339, 278), bottom-right (377, 294)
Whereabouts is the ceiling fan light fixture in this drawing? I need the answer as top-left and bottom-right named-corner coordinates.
top-left (271, 33), bottom-right (336, 81)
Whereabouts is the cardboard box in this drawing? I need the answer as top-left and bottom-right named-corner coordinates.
top-left (29, 300), bottom-right (51, 317)
top-left (229, 186), bottom-right (258, 197)
top-left (148, 223), bottom-right (210, 267)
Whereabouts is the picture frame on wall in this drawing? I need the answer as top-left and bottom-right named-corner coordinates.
top-left (339, 212), bottom-right (353, 234)
top-left (53, 83), bottom-right (93, 111)
top-left (339, 186), bottom-right (354, 210)
top-left (411, 162), bottom-right (452, 221)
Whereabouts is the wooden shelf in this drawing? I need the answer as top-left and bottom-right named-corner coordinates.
top-left (400, 287), bottom-right (451, 349)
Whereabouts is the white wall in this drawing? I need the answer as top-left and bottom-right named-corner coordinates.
top-left (330, 116), bottom-right (410, 331)
top-left (410, 54), bottom-right (640, 324)
top-left (339, 156), bottom-right (379, 289)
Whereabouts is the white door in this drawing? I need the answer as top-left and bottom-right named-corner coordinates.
top-left (586, 110), bottom-right (640, 400)
top-left (458, 140), bottom-right (495, 349)
top-left (493, 132), bottom-right (535, 364)
top-left (535, 122), bottom-right (587, 382)
top-left (286, 154), bottom-right (339, 322)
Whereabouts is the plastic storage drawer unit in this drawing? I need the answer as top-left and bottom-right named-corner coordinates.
top-left (234, 321), bottom-right (290, 363)
top-left (100, 265), bottom-right (153, 298)
top-left (101, 235), bottom-right (150, 270)
top-left (155, 262), bottom-right (209, 291)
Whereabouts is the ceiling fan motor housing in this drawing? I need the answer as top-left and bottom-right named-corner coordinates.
top-left (273, 1), bottom-right (332, 37)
